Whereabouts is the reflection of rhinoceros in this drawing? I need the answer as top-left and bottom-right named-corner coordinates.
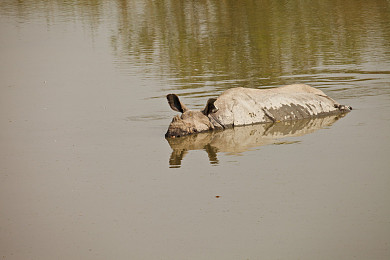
top-left (166, 84), bottom-right (351, 138)
top-left (167, 115), bottom-right (344, 167)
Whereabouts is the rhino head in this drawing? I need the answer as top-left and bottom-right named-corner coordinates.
top-left (165, 94), bottom-right (219, 138)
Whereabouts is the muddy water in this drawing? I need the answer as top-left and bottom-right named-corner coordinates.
top-left (1, 1), bottom-right (390, 259)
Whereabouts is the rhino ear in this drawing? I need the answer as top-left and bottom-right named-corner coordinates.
top-left (167, 94), bottom-right (188, 113)
top-left (203, 98), bottom-right (218, 116)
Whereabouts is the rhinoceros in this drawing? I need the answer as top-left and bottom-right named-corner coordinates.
top-left (165, 84), bottom-right (351, 138)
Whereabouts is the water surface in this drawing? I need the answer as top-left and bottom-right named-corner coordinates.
top-left (1, 1), bottom-right (390, 259)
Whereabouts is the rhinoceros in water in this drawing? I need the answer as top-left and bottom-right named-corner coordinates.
top-left (165, 84), bottom-right (351, 138)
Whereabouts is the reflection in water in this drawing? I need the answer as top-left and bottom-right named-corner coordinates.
top-left (2, 0), bottom-right (389, 98)
top-left (0, 0), bottom-right (104, 27)
top-left (167, 115), bottom-right (343, 168)
top-left (110, 0), bottom-right (390, 94)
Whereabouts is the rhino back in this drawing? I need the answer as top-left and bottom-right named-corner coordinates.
top-left (212, 87), bottom-right (340, 127)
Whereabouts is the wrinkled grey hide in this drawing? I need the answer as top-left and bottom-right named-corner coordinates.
top-left (166, 84), bottom-right (351, 138)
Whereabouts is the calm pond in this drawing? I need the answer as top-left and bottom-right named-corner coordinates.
top-left (1, 0), bottom-right (390, 259)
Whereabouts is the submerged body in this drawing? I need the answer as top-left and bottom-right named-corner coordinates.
top-left (166, 84), bottom-right (351, 137)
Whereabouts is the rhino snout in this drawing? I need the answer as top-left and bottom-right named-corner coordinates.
top-left (165, 119), bottom-right (191, 138)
